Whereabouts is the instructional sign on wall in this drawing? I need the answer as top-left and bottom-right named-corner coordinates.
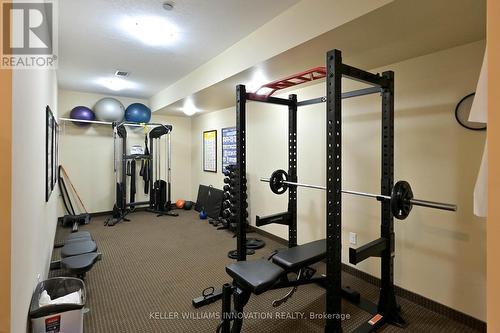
top-left (203, 130), bottom-right (217, 172)
top-left (222, 127), bottom-right (237, 172)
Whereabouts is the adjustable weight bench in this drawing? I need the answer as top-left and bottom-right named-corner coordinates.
top-left (67, 231), bottom-right (92, 240)
top-left (226, 260), bottom-right (284, 295)
top-left (51, 233), bottom-right (101, 280)
top-left (54, 231), bottom-right (93, 248)
top-left (271, 239), bottom-right (326, 271)
top-left (219, 240), bottom-right (331, 333)
top-left (226, 239), bottom-right (326, 293)
top-left (60, 239), bottom-right (97, 258)
top-left (58, 252), bottom-right (101, 279)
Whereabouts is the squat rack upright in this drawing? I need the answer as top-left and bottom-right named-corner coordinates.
top-left (233, 49), bottom-right (404, 332)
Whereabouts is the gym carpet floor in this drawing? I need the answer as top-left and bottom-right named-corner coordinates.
top-left (52, 211), bottom-right (483, 333)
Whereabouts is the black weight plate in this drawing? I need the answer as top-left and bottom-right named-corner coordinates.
top-left (391, 181), bottom-right (413, 220)
top-left (246, 238), bottom-right (266, 250)
top-left (227, 249), bottom-right (255, 260)
top-left (270, 169), bottom-right (289, 195)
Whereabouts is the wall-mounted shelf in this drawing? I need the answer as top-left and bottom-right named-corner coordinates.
top-left (59, 118), bottom-right (166, 128)
top-left (58, 118), bottom-right (173, 138)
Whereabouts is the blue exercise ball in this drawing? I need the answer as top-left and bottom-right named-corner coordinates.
top-left (70, 106), bottom-right (95, 127)
top-left (94, 97), bottom-right (125, 122)
top-left (125, 103), bottom-right (151, 123)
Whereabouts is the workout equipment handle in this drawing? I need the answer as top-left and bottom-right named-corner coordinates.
top-left (259, 178), bottom-right (457, 212)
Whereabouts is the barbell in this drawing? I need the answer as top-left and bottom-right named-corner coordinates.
top-left (260, 169), bottom-right (457, 220)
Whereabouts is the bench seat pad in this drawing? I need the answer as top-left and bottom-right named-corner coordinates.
top-left (66, 231), bottom-right (92, 240)
top-left (61, 253), bottom-right (99, 274)
top-left (226, 259), bottom-right (284, 295)
top-left (61, 240), bottom-right (97, 258)
top-left (272, 239), bottom-right (326, 271)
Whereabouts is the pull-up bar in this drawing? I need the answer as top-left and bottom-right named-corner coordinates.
top-left (298, 87), bottom-right (382, 107)
top-left (246, 86), bottom-right (382, 108)
top-left (254, 67), bottom-right (326, 98)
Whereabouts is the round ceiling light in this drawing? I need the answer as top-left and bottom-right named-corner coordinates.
top-left (122, 16), bottom-right (178, 46)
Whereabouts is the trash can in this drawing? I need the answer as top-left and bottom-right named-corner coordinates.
top-left (29, 277), bottom-right (86, 333)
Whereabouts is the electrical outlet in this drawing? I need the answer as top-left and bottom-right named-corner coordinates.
top-left (349, 232), bottom-right (357, 245)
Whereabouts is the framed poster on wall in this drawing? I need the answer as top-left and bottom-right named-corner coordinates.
top-left (222, 127), bottom-right (236, 172)
top-left (203, 130), bottom-right (217, 172)
top-left (52, 118), bottom-right (59, 191)
top-left (46, 106), bottom-right (56, 202)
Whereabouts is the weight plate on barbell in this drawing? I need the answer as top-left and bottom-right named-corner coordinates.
top-left (391, 180), bottom-right (413, 220)
top-left (246, 238), bottom-right (266, 250)
top-left (270, 169), bottom-right (289, 194)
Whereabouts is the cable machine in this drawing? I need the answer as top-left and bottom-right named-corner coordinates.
top-left (106, 122), bottom-right (177, 226)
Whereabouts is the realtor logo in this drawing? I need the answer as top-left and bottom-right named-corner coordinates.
top-left (1, 0), bottom-right (58, 68)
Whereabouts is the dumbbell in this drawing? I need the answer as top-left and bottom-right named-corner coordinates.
top-left (225, 165), bottom-right (237, 172)
top-left (223, 178), bottom-right (239, 185)
top-left (224, 178), bottom-right (247, 186)
top-left (223, 169), bottom-right (237, 178)
top-left (223, 200), bottom-right (247, 211)
top-left (222, 208), bottom-right (234, 219)
top-left (224, 192), bottom-right (247, 202)
top-left (224, 186), bottom-right (246, 195)
top-left (223, 208), bottom-right (248, 218)
top-left (220, 218), bottom-right (229, 227)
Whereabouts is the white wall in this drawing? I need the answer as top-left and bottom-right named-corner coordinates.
top-left (58, 90), bottom-right (192, 215)
top-left (11, 67), bottom-right (58, 332)
top-left (191, 41), bottom-right (486, 320)
top-left (191, 111), bottom-right (236, 190)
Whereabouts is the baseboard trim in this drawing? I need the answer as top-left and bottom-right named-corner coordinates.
top-left (249, 226), bottom-right (486, 332)
top-left (341, 264), bottom-right (486, 332)
top-left (248, 225), bottom-right (288, 246)
top-left (57, 208), bottom-right (153, 223)
top-left (58, 210), bottom-right (111, 223)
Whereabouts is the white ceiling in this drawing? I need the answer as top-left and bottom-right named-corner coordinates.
top-left (161, 0), bottom-right (486, 115)
top-left (57, 0), bottom-right (300, 98)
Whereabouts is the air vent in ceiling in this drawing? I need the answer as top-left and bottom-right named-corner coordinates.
top-left (115, 70), bottom-right (129, 77)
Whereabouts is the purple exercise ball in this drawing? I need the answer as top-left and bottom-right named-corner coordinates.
top-left (70, 106), bottom-right (95, 127)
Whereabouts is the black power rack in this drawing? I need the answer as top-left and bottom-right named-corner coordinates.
top-left (233, 49), bottom-right (404, 332)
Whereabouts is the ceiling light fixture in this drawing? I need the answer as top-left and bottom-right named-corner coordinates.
top-left (96, 77), bottom-right (134, 92)
top-left (183, 98), bottom-right (199, 116)
top-left (246, 69), bottom-right (269, 94)
top-left (122, 16), bottom-right (178, 46)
